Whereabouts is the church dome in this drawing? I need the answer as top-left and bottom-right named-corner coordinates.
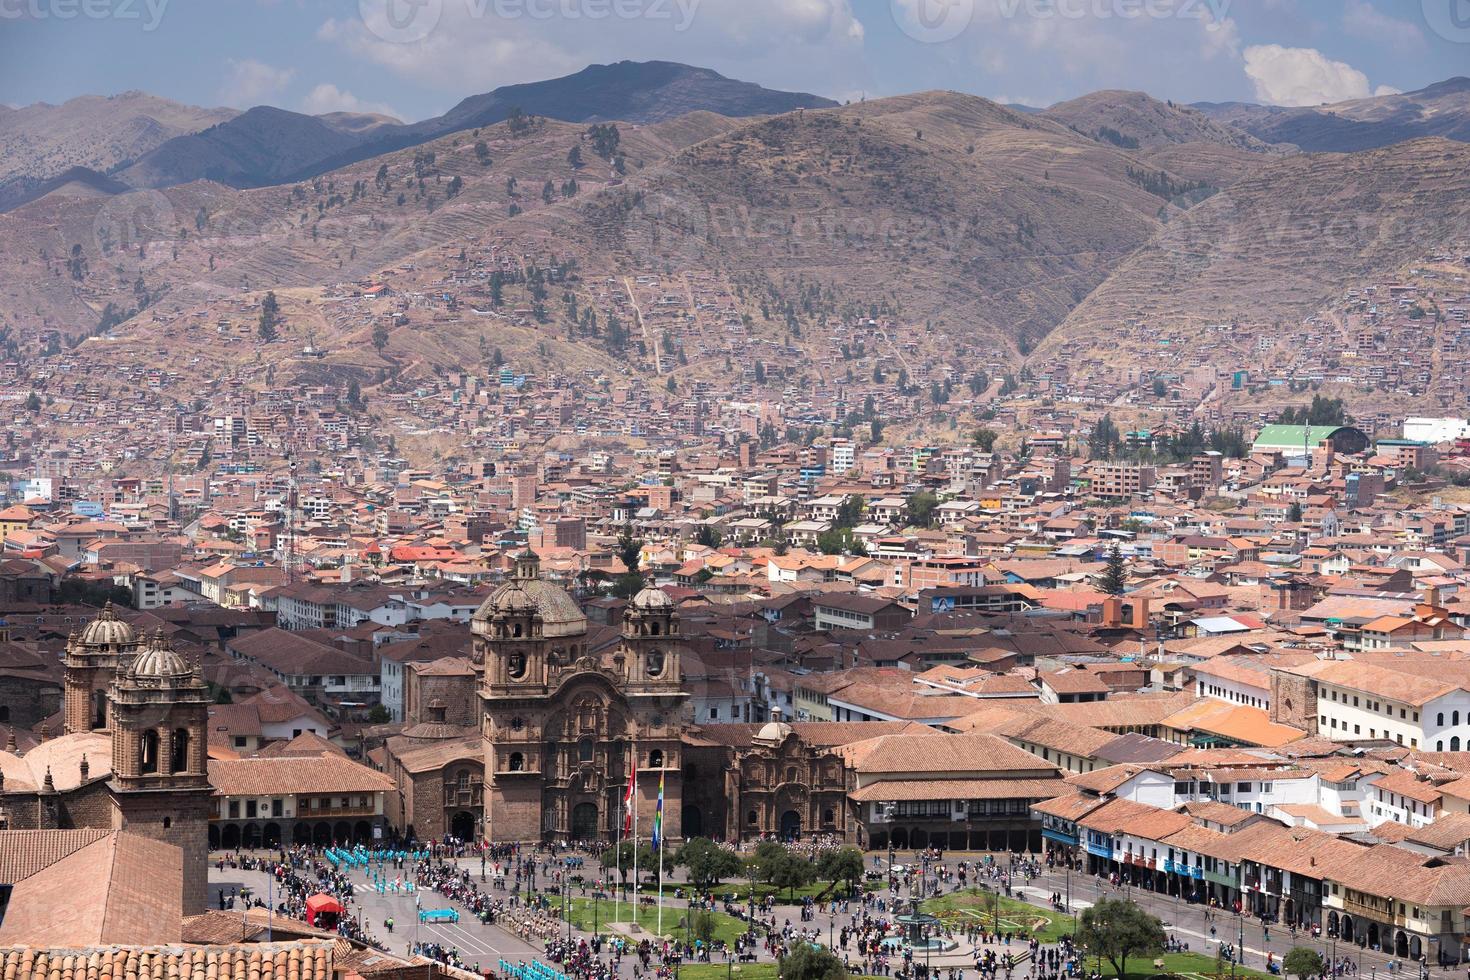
top-left (127, 630), bottom-right (191, 680)
top-left (632, 586), bottom-right (674, 611)
top-left (755, 721), bottom-right (793, 744)
top-left (78, 602), bottom-right (137, 648)
top-left (472, 551), bottom-right (586, 639)
top-left (488, 582), bottom-right (538, 615)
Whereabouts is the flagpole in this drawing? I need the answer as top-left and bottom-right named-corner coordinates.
top-left (657, 815), bottom-right (664, 935)
top-left (656, 769), bottom-right (665, 937)
top-left (615, 821), bottom-right (622, 926)
top-left (632, 737), bottom-right (639, 933)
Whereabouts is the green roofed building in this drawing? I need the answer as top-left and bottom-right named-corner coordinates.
top-left (1251, 424), bottom-right (1370, 456)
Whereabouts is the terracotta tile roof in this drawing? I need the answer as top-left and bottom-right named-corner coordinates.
top-left (1038, 668), bottom-right (1112, 695)
top-left (997, 716), bottom-right (1120, 756)
top-left (0, 829), bottom-right (110, 882)
top-left (385, 734), bottom-right (483, 773)
top-left (0, 831), bottom-right (181, 946)
top-left (209, 752), bottom-right (393, 797)
top-left (1161, 700), bottom-right (1306, 747)
top-left (1370, 767), bottom-right (1446, 804)
top-left (850, 732), bottom-right (1055, 776)
top-left (0, 942), bottom-right (335, 980)
top-left (1285, 659), bottom-right (1463, 706)
top-left (1031, 792), bottom-right (1108, 821)
top-left (1065, 764), bottom-right (1165, 795)
top-left (182, 909), bottom-right (338, 945)
top-left (1404, 812), bottom-right (1470, 851)
top-left (1178, 800), bottom-right (1261, 827)
top-left (848, 777), bottom-right (1069, 802)
top-left (1076, 797), bottom-right (1161, 834)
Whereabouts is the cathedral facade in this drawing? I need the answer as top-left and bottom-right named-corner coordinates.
top-left (472, 552), bottom-right (687, 843)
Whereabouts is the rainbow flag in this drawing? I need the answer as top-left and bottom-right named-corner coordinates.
top-left (651, 769), bottom-right (665, 849)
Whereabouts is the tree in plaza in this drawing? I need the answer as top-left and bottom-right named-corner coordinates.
top-left (600, 840), bottom-right (636, 884)
top-left (779, 942), bottom-right (846, 980)
top-left (815, 846), bottom-right (865, 897)
top-left (687, 907), bottom-right (718, 944)
top-left (675, 837), bottom-right (744, 891)
top-left (1098, 540), bottom-right (1128, 596)
top-left (1284, 947), bottom-right (1324, 980)
top-left (747, 840), bottom-right (788, 890)
top-left (1077, 897), bottom-right (1166, 980)
top-left (771, 849), bottom-right (817, 901)
top-left (600, 839), bottom-right (667, 887)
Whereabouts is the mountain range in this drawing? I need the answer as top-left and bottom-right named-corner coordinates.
top-left (2, 62), bottom-right (1470, 416)
top-left (1, 61), bottom-right (835, 212)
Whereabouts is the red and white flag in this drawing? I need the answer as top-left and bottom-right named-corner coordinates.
top-left (623, 751), bottom-right (637, 835)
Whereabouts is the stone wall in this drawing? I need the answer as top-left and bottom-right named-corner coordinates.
top-left (1269, 668), bottom-right (1318, 732)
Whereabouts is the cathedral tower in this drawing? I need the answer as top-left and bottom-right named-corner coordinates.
top-left (107, 629), bottom-right (212, 913)
top-left (63, 602), bottom-right (140, 734)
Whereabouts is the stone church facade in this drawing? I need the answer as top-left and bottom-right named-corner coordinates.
top-left (473, 552), bottom-right (688, 843)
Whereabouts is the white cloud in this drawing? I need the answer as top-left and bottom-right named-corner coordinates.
top-left (1341, 0), bottom-right (1423, 53)
top-left (219, 59), bottom-right (296, 108)
top-left (300, 83), bottom-right (399, 119)
top-left (1373, 85), bottom-right (1402, 97)
top-left (936, 0), bottom-right (1246, 107)
top-left (317, 0), bottom-right (866, 104)
top-left (1241, 45), bottom-right (1378, 106)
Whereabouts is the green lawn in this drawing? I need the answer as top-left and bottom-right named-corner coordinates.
top-left (921, 889), bottom-right (1076, 943)
top-left (675, 965), bottom-right (881, 980)
top-left (564, 897), bottom-right (751, 946)
top-left (1106, 951), bottom-right (1273, 980)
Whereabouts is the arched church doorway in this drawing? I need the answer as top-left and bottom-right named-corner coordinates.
top-left (451, 811), bottom-right (477, 844)
top-left (572, 802), bottom-right (599, 840)
top-left (780, 809), bottom-right (801, 840)
top-left (682, 805), bottom-right (703, 838)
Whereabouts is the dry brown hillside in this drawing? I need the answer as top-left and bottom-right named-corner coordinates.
top-left (531, 91), bottom-right (1180, 353)
top-left (1031, 137), bottom-right (1470, 376)
top-left (0, 92), bottom-right (235, 209)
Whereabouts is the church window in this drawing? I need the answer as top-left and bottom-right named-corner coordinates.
top-left (140, 729), bottom-right (159, 775)
top-left (508, 653), bottom-right (526, 680)
top-left (646, 650), bottom-right (665, 678)
top-left (650, 749), bottom-right (664, 768)
top-left (510, 716), bottom-right (524, 730)
top-left (172, 728), bottom-right (190, 774)
top-left (786, 766), bottom-right (798, 783)
top-left (651, 621), bottom-right (661, 636)
top-left (579, 738), bottom-right (595, 763)
top-left (163, 817), bottom-right (171, 829)
top-left (747, 810), bottom-right (758, 825)
top-left (508, 752), bottom-right (524, 771)
top-left (512, 624), bottom-right (523, 638)
top-left (822, 809), bottom-right (835, 825)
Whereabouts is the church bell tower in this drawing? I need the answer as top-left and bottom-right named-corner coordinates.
top-left (107, 628), bottom-right (212, 913)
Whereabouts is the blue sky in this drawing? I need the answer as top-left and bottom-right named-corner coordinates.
top-left (1, 0), bottom-right (1467, 121)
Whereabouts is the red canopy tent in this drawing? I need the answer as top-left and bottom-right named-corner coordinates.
top-left (304, 893), bottom-right (343, 928)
